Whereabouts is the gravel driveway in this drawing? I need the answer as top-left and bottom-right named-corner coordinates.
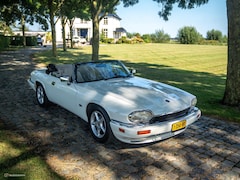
top-left (0, 47), bottom-right (240, 180)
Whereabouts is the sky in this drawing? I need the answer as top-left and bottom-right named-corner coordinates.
top-left (28, 0), bottom-right (227, 38)
top-left (115, 0), bottom-right (227, 38)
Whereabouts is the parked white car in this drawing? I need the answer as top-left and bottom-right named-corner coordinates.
top-left (72, 36), bottom-right (86, 44)
top-left (37, 37), bottom-right (43, 46)
top-left (28, 60), bottom-right (201, 144)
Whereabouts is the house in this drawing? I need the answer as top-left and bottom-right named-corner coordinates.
top-left (11, 31), bottom-right (48, 45)
top-left (55, 14), bottom-right (127, 43)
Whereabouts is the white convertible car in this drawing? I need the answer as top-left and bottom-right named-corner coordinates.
top-left (28, 60), bottom-right (201, 144)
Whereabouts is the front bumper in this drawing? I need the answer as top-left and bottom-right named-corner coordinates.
top-left (110, 107), bottom-right (201, 144)
top-left (27, 78), bottom-right (35, 91)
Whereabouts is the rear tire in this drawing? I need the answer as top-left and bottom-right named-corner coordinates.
top-left (88, 105), bottom-right (113, 143)
top-left (36, 84), bottom-right (49, 107)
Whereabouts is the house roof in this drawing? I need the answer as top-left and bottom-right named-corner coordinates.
top-left (100, 13), bottom-right (122, 20)
top-left (108, 14), bottom-right (121, 20)
top-left (115, 27), bottom-right (127, 33)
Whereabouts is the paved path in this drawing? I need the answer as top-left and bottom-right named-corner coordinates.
top-left (0, 47), bottom-right (240, 180)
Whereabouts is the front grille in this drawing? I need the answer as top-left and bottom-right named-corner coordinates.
top-left (149, 107), bottom-right (190, 124)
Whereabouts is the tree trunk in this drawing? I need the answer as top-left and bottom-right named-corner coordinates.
top-left (61, 16), bottom-right (67, 51)
top-left (223, 0), bottom-right (240, 106)
top-left (91, 0), bottom-right (101, 61)
top-left (49, 0), bottom-right (57, 57)
top-left (89, 0), bottom-right (119, 61)
top-left (92, 13), bottom-right (100, 60)
top-left (50, 14), bottom-right (57, 57)
top-left (68, 19), bottom-right (74, 49)
top-left (21, 15), bottom-right (26, 48)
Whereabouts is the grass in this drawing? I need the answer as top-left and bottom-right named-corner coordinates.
top-left (0, 120), bottom-right (64, 180)
top-left (33, 43), bottom-right (240, 122)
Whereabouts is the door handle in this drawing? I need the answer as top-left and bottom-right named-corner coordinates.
top-left (52, 81), bottom-right (55, 85)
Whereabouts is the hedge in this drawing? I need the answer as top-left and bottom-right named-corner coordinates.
top-left (10, 36), bottom-right (37, 46)
top-left (0, 35), bottom-right (10, 51)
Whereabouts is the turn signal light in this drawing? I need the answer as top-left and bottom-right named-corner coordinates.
top-left (137, 130), bottom-right (151, 135)
top-left (119, 128), bottom-right (125, 133)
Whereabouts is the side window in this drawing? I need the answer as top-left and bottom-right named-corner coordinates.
top-left (103, 29), bottom-right (108, 38)
top-left (103, 17), bottom-right (108, 25)
top-left (76, 66), bottom-right (85, 82)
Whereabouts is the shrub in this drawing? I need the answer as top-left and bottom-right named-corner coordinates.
top-left (131, 36), bottom-right (144, 44)
top-left (116, 36), bottom-right (135, 44)
top-left (142, 34), bottom-right (152, 43)
top-left (102, 38), bottom-right (114, 44)
top-left (198, 40), bottom-right (226, 46)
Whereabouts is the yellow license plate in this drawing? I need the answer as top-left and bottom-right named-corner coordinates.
top-left (172, 120), bottom-right (186, 132)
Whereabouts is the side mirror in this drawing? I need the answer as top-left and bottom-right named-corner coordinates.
top-left (60, 76), bottom-right (71, 85)
top-left (130, 69), bottom-right (137, 74)
top-left (60, 76), bottom-right (70, 82)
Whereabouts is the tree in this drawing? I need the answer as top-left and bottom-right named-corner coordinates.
top-left (206, 29), bottom-right (223, 42)
top-left (89, 0), bottom-right (119, 60)
top-left (223, 0), bottom-right (240, 106)
top-left (67, 18), bottom-right (75, 48)
top-left (60, 0), bottom-right (90, 50)
top-left (0, 0), bottom-right (48, 47)
top-left (60, 15), bottom-right (68, 51)
top-left (36, 0), bottom-right (64, 56)
top-left (47, 0), bottom-right (64, 57)
top-left (0, 1), bottom-right (24, 44)
top-left (178, 26), bottom-right (202, 44)
top-left (0, 21), bottom-right (12, 35)
top-left (151, 29), bottom-right (170, 43)
top-left (154, 0), bottom-right (209, 20)
top-left (79, 0), bottom-right (139, 60)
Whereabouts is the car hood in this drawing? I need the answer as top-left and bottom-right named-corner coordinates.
top-left (83, 76), bottom-right (195, 116)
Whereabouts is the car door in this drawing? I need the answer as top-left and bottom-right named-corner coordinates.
top-left (47, 76), bottom-right (80, 114)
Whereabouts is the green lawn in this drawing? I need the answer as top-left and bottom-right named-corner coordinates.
top-left (34, 43), bottom-right (240, 122)
top-left (0, 120), bottom-right (64, 180)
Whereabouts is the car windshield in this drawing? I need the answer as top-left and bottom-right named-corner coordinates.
top-left (76, 60), bottom-right (131, 82)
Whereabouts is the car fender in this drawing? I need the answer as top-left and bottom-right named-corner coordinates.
top-left (86, 93), bottom-right (136, 123)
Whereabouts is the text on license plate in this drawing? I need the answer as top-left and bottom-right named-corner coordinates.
top-left (172, 120), bottom-right (186, 132)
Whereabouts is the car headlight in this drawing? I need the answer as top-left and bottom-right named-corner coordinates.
top-left (191, 97), bottom-right (197, 107)
top-left (128, 110), bottom-right (153, 124)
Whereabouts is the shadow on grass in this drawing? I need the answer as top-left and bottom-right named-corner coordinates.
top-left (0, 120), bottom-right (64, 180)
top-left (32, 48), bottom-right (111, 64)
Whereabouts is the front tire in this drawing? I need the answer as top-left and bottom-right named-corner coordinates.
top-left (88, 106), bottom-right (113, 143)
top-left (36, 84), bottom-right (49, 107)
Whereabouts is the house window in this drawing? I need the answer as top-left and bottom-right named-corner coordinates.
top-left (80, 19), bottom-right (87, 24)
top-left (103, 29), bottom-right (108, 38)
top-left (77, 29), bottom-right (81, 37)
top-left (103, 17), bottom-right (108, 25)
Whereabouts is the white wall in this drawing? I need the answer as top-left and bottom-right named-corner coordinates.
top-left (55, 15), bottom-right (124, 42)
